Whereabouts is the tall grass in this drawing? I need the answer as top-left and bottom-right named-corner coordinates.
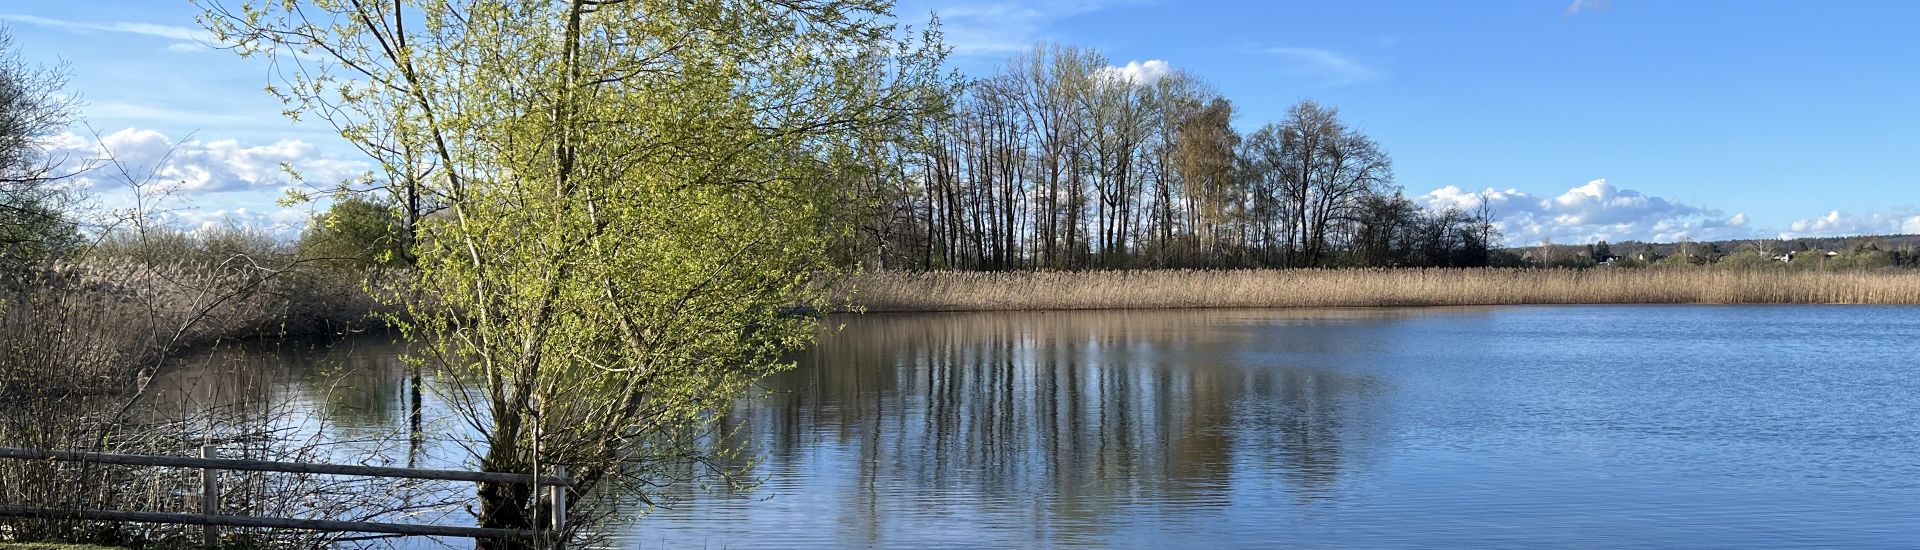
top-left (2, 222), bottom-right (404, 399)
top-left (1, 255), bottom-right (409, 546)
top-left (0, 340), bottom-right (442, 549)
top-left (841, 268), bottom-right (1920, 312)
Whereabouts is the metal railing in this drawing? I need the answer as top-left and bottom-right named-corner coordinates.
top-left (0, 446), bottom-right (570, 545)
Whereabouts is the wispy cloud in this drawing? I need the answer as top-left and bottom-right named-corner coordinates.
top-left (1563, 0), bottom-right (1611, 17)
top-left (0, 13), bottom-right (212, 51)
top-left (899, 0), bottom-right (1150, 56)
top-left (1257, 47), bottom-right (1383, 88)
top-left (87, 102), bottom-right (269, 128)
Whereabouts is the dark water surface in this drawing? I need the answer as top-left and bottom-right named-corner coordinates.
top-left (167, 306), bottom-right (1920, 548)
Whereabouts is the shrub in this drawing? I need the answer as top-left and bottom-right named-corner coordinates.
top-left (296, 198), bottom-right (408, 267)
top-left (1715, 250), bottom-right (1773, 270)
top-left (87, 225), bottom-right (291, 266)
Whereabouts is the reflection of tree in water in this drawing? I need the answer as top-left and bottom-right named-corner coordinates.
top-left (721, 309), bottom-right (1394, 544)
top-left (149, 336), bottom-right (414, 433)
top-left (53, 334), bottom-right (477, 540)
top-left (142, 334), bottom-right (469, 485)
top-left (1233, 368), bottom-right (1365, 502)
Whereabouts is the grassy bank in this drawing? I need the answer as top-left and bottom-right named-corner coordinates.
top-left (841, 268), bottom-right (1920, 312)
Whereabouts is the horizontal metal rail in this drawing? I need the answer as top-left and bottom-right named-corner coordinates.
top-left (0, 505), bottom-right (542, 539)
top-left (0, 446), bottom-right (568, 487)
top-left (0, 446), bottom-right (571, 543)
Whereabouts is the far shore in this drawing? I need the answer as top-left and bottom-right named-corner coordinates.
top-left (835, 268), bottom-right (1920, 313)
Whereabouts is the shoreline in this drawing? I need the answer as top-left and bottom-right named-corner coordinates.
top-left (829, 301), bottom-right (1915, 316)
top-left (836, 268), bottom-right (1920, 313)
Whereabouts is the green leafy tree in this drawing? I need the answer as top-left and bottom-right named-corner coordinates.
top-left (297, 197), bottom-right (408, 267)
top-left (1716, 249), bottom-right (1770, 269)
top-left (1830, 239), bottom-right (1893, 270)
top-left (204, 0), bottom-right (945, 543)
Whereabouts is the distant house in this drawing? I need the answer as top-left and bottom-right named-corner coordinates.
top-left (1778, 250), bottom-right (1840, 262)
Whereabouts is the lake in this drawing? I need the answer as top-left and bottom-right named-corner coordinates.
top-left (158, 305), bottom-right (1920, 548)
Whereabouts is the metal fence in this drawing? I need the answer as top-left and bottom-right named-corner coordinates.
top-left (0, 446), bottom-right (570, 546)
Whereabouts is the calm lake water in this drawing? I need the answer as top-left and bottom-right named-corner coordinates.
top-left (160, 305), bottom-right (1920, 548)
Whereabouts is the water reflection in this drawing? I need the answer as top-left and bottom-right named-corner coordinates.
top-left (653, 309), bottom-right (1433, 547)
top-left (139, 336), bottom-right (479, 543)
top-left (114, 306), bottom-right (1920, 549)
top-left (148, 337), bottom-right (417, 429)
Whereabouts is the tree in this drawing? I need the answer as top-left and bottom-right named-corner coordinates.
top-left (1262, 100), bottom-right (1394, 267)
top-left (1532, 238), bottom-right (1557, 266)
top-left (1238, 122), bottom-right (1290, 265)
top-left (1351, 191), bottom-right (1416, 266)
top-left (0, 27), bottom-right (82, 270)
top-left (296, 197), bottom-right (408, 267)
top-left (832, 48), bottom-right (1481, 271)
top-left (1173, 97), bottom-right (1236, 263)
top-left (204, 0), bottom-right (946, 544)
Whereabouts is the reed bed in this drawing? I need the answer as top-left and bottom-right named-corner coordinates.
top-left (2, 259), bottom-right (421, 548)
top-left (2, 260), bottom-right (397, 398)
top-left (840, 268), bottom-right (1920, 312)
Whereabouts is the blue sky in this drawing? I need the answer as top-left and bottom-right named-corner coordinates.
top-left (7, 0), bottom-right (1918, 244)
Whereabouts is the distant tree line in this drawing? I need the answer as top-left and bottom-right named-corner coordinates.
top-left (1523, 237), bottom-right (1920, 270)
top-left (834, 44), bottom-right (1497, 271)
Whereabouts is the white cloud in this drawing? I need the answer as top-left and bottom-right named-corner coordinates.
top-left (49, 128), bottom-right (366, 195)
top-left (1779, 209), bottom-right (1920, 239)
top-left (85, 101), bottom-right (293, 130)
top-left (1564, 0), bottom-right (1611, 17)
top-left (1545, 179), bottom-right (1694, 226)
top-left (1426, 182), bottom-right (1920, 244)
top-left (0, 13), bottom-right (213, 46)
top-left (1257, 47), bottom-right (1382, 88)
top-left (1420, 179), bottom-right (1748, 245)
top-left (1096, 59), bottom-right (1171, 87)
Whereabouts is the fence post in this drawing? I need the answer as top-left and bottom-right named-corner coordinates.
top-left (200, 445), bottom-right (219, 547)
top-left (549, 465), bottom-right (568, 548)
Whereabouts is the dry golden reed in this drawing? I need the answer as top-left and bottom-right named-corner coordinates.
top-left (839, 268), bottom-right (1920, 312)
